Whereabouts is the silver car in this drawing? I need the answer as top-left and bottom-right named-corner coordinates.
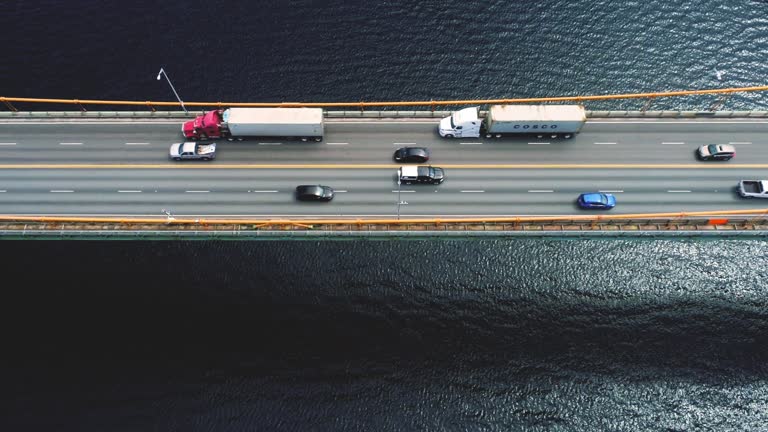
top-left (697, 144), bottom-right (735, 161)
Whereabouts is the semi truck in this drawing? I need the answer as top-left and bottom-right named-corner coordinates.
top-left (738, 180), bottom-right (768, 198)
top-left (438, 104), bottom-right (586, 139)
top-left (183, 107), bottom-right (324, 141)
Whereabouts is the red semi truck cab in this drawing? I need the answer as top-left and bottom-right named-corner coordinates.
top-left (183, 110), bottom-right (225, 140)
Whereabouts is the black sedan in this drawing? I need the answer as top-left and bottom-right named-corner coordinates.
top-left (393, 147), bottom-right (430, 163)
top-left (295, 185), bottom-right (334, 201)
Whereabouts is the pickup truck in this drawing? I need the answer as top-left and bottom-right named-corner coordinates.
top-left (738, 180), bottom-right (768, 198)
top-left (169, 142), bottom-right (216, 161)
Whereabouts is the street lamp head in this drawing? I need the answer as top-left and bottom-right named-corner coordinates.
top-left (156, 68), bottom-right (164, 80)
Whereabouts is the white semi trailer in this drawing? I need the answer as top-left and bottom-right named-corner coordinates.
top-left (438, 104), bottom-right (587, 139)
top-left (183, 107), bottom-right (325, 142)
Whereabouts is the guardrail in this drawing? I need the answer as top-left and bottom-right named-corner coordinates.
top-left (2, 110), bottom-right (768, 120)
top-left (0, 209), bottom-right (766, 227)
top-left (3, 84), bottom-right (768, 111)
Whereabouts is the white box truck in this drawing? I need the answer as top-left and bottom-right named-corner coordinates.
top-left (183, 107), bottom-right (324, 141)
top-left (438, 105), bottom-right (586, 139)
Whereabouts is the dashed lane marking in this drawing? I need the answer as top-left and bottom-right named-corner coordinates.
top-left (528, 190), bottom-right (554, 193)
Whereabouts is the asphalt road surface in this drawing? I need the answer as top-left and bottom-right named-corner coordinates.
top-left (0, 117), bottom-right (766, 217)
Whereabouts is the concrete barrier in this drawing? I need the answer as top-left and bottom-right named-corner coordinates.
top-left (2, 110), bottom-right (768, 120)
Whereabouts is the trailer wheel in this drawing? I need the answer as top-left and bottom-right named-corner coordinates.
top-left (301, 137), bottom-right (308, 142)
top-left (550, 134), bottom-right (558, 139)
top-left (485, 133), bottom-right (492, 138)
top-left (314, 137), bottom-right (322, 142)
top-left (444, 134), bottom-right (454, 138)
top-left (495, 134), bottom-right (502, 138)
top-left (536, 134), bottom-right (544, 139)
top-left (564, 134), bottom-right (573, 139)
top-left (173, 157), bottom-right (181, 161)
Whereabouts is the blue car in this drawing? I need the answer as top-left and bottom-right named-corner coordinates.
top-left (577, 192), bottom-right (616, 209)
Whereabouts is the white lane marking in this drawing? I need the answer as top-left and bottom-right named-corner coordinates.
top-left (250, 190), bottom-right (278, 193)
top-left (334, 190), bottom-right (348, 193)
top-left (528, 142), bottom-right (550, 145)
top-left (59, 142), bottom-right (82, 146)
top-left (117, 190), bottom-right (142, 193)
top-left (460, 142), bottom-right (483, 145)
top-left (662, 142), bottom-right (685, 145)
top-left (460, 190), bottom-right (485, 193)
top-left (594, 142), bottom-right (616, 145)
top-left (0, 143), bottom-right (17, 146)
top-left (326, 142), bottom-right (349, 145)
top-left (393, 190), bottom-right (415, 193)
top-left (258, 142), bottom-right (282, 145)
top-left (185, 190), bottom-right (210, 193)
top-left (125, 142), bottom-right (150, 145)
top-left (0, 190), bottom-right (6, 192)
top-left (599, 190), bottom-right (624, 193)
top-left (50, 190), bottom-right (74, 193)
top-left (393, 142), bottom-right (416, 145)
top-left (528, 190), bottom-right (554, 193)
top-left (667, 190), bottom-right (691, 193)
top-left (729, 142), bottom-right (752, 145)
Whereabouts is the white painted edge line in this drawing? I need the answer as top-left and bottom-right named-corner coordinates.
top-left (594, 142), bottom-right (616, 145)
top-left (528, 190), bottom-right (554, 193)
top-left (326, 142), bottom-right (349, 145)
top-left (393, 190), bottom-right (416, 193)
top-left (460, 190), bottom-right (485, 193)
top-left (334, 190), bottom-right (348, 193)
top-left (250, 190), bottom-right (278, 193)
top-left (59, 142), bottom-right (82, 145)
top-left (125, 142), bottom-right (150, 145)
top-left (258, 142), bottom-right (282, 146)
top-left (729, 142), bottom-right (752, 145)
top-left (50, 190), bottom-right (74, 193)
top-left (0, 143), bottom-right (17, 146)
top-left (0, 190), bottom-right (6, 193)
top-left (528, 142), bottom-right (550, 145)
top-left (667, 190), bottom-right (691, 193)
top-left (185, 190), bottom-right (210, 193)
top-left (599, 190), bottom-right (624, 193)
top-left (117, 190), bottom-right (142, 193)
top-left (460, 142), bottom-right (483, 145)
top-left (661, 142), bottom-right (685, 145)
top-left (393, 143), bottom-right (416, 145)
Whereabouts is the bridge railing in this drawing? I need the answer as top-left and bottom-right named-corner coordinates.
top-left (3, 85), bottom-right (768, 112)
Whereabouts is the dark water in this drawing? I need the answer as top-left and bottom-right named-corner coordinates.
top-left (5, 1), bottom-right (768, 430)
top-left (3, 239), bottom-right (768, 431)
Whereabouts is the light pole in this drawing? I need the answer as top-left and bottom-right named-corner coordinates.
top-left (156, 67), bottom-right (188, 113)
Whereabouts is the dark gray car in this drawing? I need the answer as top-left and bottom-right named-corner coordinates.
top-left (295, 185), bottom-right (334, 201)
